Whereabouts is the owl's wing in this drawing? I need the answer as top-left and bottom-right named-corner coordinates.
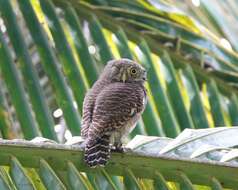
top-left (81, 90), bottom-right (95, 138)
top-left (89, 82), bottom-right (146, 135)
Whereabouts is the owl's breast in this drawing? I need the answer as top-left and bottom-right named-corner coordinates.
top-left (110, 111), bottom-right (142, 144)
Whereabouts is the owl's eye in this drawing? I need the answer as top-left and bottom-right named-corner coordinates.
top-left (130, 68), bottom-right (137, 75)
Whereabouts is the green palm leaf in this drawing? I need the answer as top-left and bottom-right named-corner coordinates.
top-left (0, 0), bottom-right (238, 189)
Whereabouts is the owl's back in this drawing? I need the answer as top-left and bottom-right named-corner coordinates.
top-left (93, 82), bottom-right (146, 128)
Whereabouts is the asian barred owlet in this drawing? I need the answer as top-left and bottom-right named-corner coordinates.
top-left (81, 59), bottom-right (147, 167)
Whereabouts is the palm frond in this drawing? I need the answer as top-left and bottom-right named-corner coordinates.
top-left (0, 0), bottom-right (238, 189)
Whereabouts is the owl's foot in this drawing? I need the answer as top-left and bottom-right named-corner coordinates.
top-left (111, 143), bottom-right (124, 153)
top-left (111, 146), bottom-right (131, 153)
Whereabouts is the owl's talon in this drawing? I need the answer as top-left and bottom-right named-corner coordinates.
top-left (123, 147), bottom-right (131, 152)
top-left (111, 144), bottom-right (125, 153)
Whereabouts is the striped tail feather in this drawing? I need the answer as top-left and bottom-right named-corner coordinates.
top-left (84, 134), bottom-right (110, 168)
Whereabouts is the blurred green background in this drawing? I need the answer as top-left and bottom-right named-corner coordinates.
top-left (0, 0), bottom-right (238, 189)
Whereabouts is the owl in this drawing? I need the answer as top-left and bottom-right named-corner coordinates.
top-left (81, 59), bottom-right (147, 167)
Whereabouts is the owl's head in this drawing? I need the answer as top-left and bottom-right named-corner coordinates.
top-left (102, 59), bottom-right (147, 83)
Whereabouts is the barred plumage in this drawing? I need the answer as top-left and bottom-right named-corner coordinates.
top-left (85, 134), bottom-right (110, 167)
top-left (81, 59), bottom-right (147, 167)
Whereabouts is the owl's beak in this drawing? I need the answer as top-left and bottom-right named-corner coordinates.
top-left (122, 72), bottom-right (127, 83)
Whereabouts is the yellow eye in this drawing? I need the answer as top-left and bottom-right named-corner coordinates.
top-left (130, 68), bottom-right (137, 75)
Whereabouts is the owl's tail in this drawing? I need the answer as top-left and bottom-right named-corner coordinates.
top-left (84, 134), bottom-right (110, 168)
